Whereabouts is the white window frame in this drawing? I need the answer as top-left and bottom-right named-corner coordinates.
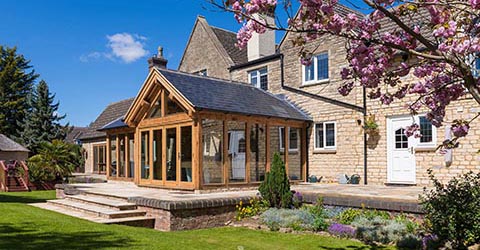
top-left (302, 52), bottom-right (329, 85)
top-left (415, 115), bottom-right (437, 148)
top-left (279, 127), bottom-right (299, 152)
top-left (248, 67), bottom-right (268, 90)
top-left (314, 122), bottom-right (336, 150)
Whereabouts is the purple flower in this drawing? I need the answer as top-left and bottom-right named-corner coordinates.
top-left (451, 120), bottom-right (470, 137)
top-left (422, 234), bottom-right (438, 249)
top-left (328, 223), bottom-right (356, 238)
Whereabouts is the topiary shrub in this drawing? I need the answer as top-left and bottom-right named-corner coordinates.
top-left (259, 152), bottom-right (292, 208)
top-left (420, 169), bottom-right (480, 250)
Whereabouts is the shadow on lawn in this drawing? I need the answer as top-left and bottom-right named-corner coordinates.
top-left (0, 222), bottom-right (135, 250)
top-left (318, 245), bottom-right (392, 250)
top-left (0, 193), bottom-right (51, 204)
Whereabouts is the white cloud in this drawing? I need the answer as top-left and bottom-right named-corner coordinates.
top-left (106, 33), bottom-right (149, 63)
top-left (80, 33), bottom-right (149, 63)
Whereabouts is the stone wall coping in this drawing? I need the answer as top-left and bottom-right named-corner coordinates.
top-left (128, 196), bottom-right (254, 211)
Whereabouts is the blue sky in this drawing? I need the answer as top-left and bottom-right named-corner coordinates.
top-left (2, 0), bottom-right (367, 127)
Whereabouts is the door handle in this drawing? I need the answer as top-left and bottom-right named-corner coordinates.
top-left (409, 147), bottom-right (414, 154)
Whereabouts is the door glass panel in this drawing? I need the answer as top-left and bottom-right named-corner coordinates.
top-left (153, 129), bottom-right (163, 180)
top-left (166, 128), bottom-right (177, 181)
top-left (228, 121), bottom-right (246, 183)
top-left (181, 126), bottom-right (192, 182)
top-left (109, 136), bottom-right (117, 177)
top-left (395, 128), bottom-right (408, 149)
top-left (128, 134), bottom-right (134, 178)
top-left (141, 131), bottom-right (150, 179)
top-left (119, 134), bottom-right (126, 177)
top-left (99, 145), bottom-right (105, 173)
top-left (93, 146), bottom-right (99, 172)
top-left (288, 128), bottom-right (302, 181)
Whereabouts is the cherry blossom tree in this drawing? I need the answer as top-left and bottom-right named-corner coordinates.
top-left (215, 0), bottom-right (480, 149)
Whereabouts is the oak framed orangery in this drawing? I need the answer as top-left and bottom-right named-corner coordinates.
top-left (102, 68), bottom-right (311, 191)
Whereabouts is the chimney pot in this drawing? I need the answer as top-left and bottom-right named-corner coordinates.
top-left (148, 46), bottom-right (168, 70)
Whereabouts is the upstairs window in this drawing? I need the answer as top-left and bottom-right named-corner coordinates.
top-left (474, 56), bottom-right (480, 78)
top-left (248, 67), bottom-right (268, 90)
top-left (303, 52), bottom-right (329, 85)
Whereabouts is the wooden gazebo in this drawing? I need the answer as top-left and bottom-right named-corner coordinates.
top-left (102, 68), bottom-right (311, 190)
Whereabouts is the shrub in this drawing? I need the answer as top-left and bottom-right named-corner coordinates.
top-left (394, 214), bottom-right (419, 234)
top-left (235, 197), bottom-right (268, 221)
top-left (328, 223), bottom-right (356, 238)
top-left (352, 216), bottom-right (414, 245)
top-left (28, 140), bottom-right (82, 183)
top-left (292, 191), bottom-right (303, 208)
top-left (420, 170), bottom-right (480, 249)
top-left (337, 208), bottom-right (362, 225)
top-left (258, 153), bottom-right (292, 208)
top-left (260, 208), bottom-right (315, 231)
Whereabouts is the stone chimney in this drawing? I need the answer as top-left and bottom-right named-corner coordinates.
top-left (247, 13), bottom-right (276, 61)
top-left (148, 46), bottom-right (168, 70)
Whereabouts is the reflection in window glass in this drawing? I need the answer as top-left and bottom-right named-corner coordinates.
top-left (119, 134), bottom-right (125, 177)
top-left (166, 128), bottom-right (177, 181)
top-left (109, 136), bottom-right (117, 177)
top-left (141, 131), bottom-right (149, 179)
top-left (153, 130), bottom-right (162, 180)
top-left (250, 124), bottom-right (266, 182)
top-left (288, 128), bottom-right (302, 181)
top-left (181, 126), bottom-right (192, 182)
top-left (202, 119), bottom-right (223, 184)
top-left (420, 117), bottom-right (433, 143)
top-left (128, 134), bottom-right (134, 178)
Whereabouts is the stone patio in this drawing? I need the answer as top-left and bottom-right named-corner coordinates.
top-left (41, 181), bottom-right (425, 231)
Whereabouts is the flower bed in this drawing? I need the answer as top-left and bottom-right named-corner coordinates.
top-left (233, 195), bottom-right (427, 248)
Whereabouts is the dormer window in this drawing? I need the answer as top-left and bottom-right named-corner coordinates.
top-left (248, 67), bottom-right (268, 90)
top-left (195, 69), bottom-right (207, 76)
top-left (302, 52), bottom-right (329, 85)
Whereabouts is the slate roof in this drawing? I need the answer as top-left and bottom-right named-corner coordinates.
top-left (79, 98), bottom-right (134, 140)
top-left (211, 26), bottom-right (248, 65)
top-left (158, 68), bottom-right (311, 121)
top-left (0, 134), bottom-right (29, 152)
top-left (99, 117), bottom-right (128, 131)
top-left (65, 126), bottom-right (89, 143)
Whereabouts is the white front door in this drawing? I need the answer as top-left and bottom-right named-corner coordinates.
top-left (229, 131), bottom-right (246, 180)
top-left (387, 116), bottom-right (416, 184)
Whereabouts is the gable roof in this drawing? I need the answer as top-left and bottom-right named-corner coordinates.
top-left (0, 134), bottom-right (29, 152)
top-left (65, 126), bottom-right (89, 143)
top-left (126, 68), bottom-right (310, 123)
top-left (79, 98), bottom-right (134, 140)
top-left (211, 26), bottom-right (248, 65)
top-left (178, 16), bottom-right (248, 70)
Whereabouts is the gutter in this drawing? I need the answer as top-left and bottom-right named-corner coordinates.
top-left (278, 53), bottom-right (368, 184)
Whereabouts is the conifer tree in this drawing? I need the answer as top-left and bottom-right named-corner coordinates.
top-left (259, 152), bottom-right (293, 208)
top-left (18, 80), bottom-right (69, 154)
top-left (0, 46), bottom-right (37, 138)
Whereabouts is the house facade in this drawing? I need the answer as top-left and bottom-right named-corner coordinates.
top-left (178, 8), bottom-right (480, 186)
top-left (78, 98), bottom-right (134, 175)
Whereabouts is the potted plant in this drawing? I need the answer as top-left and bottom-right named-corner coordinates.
top-left (363, 114), bottom-right (379, 136)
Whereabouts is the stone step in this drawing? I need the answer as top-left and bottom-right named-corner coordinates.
top-left (47, 199), bottom-right (146, 219)
top-left (65, 194), bottom-right (137, 211)
top-left (30, 203), bottom-right (154, 228)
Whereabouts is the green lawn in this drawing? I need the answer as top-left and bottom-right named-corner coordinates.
top-left (0, 191), bottom-right (394, 250)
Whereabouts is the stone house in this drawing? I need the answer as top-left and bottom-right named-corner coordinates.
top-left (178, 6), bottom-right (480, 186)
top-left (78, 98), bottom-right (134, 175)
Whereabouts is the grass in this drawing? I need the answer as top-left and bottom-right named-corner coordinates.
top-left (0, 191), bottom-right (395, 250)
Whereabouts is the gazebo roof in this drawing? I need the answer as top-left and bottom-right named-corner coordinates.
top-left (0, 134), bottom-right (29, 152)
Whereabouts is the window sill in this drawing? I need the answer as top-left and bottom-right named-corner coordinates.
top-left (313, 149), bottom-right (336, 154)
top-left (301, 79), bottom-right (330, 88)
top-left (415, 146), bottom-right (437, 152)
